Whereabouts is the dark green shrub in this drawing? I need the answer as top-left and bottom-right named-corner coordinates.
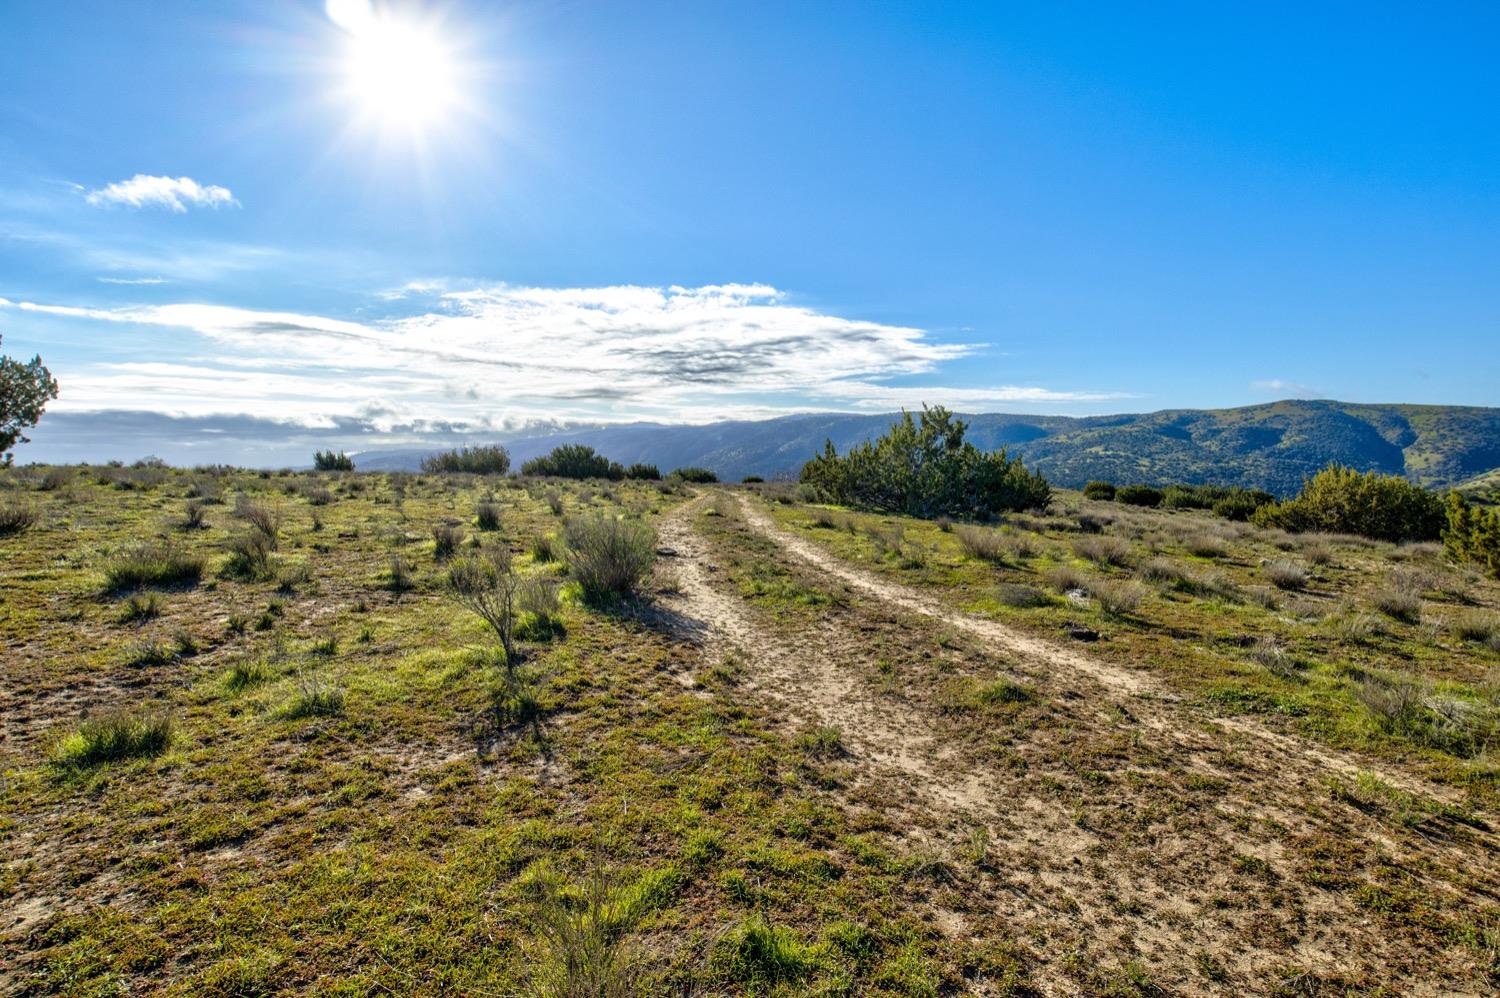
top-left (1082, 480), bottom-right (1115, 501)
top-left (799, 406), bottom-right (1050, 519)
top-left (432, 523), bottom-right (464, 561)
top-left (475, 501), bottom-right (502, 531)
top-left (1212, 490), bottom-right (1275, 521)
top-left (1252, 465), bottom-right (1444, 542)
top-left (1445, 492), bottom-right (1500, 578)
top-left (421, 445), bottom-right (511, 475)
top-left (521, 444), bottom-right (624, 480)
top-left (623, 463), bottom-right (660, 480)
top-left (671, 466), bottom-right (719, 484)
top-left (1115, 484), bottom-right (1163, 507)
top-left (312, 450), bottom-right (354, 471)
top-left (742, 475), bottom-right (765, 484)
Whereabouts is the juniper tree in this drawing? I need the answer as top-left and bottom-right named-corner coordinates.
top-left (0, 334), bottom-right (59, 466)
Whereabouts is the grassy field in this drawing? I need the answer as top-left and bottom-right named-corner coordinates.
top-left (3, 467), bottom-right (1499, 995)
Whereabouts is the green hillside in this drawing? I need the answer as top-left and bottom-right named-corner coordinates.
top-left (361, 400), bottom-right (1500, 495)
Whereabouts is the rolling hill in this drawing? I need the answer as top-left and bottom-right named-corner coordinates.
top-left (356, 399), bottom-right (1500, 495)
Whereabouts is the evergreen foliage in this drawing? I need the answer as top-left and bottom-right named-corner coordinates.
top-left (1251, 464), bottom-right (1444, 542)
top-left (1444, 492), bottom-right (1500, 578)
top-left (798, 406), bottom-right (1051, 519)
top-left (521, 444), bottom-right (625, 480)
top-left (421, 445), bottom-right (512, 475)
top-left (0, 332), bottom-right (60, 466)
top-left (312, 450), bottom-right (354, 471)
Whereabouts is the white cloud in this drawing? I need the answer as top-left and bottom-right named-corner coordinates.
top-left (85, 175), bottom-right (238, 212)
top-left (2, 284), bottom-right (1127, 426)
top-left (1250, 378), bottom-right (1322, 398)
top-left (97, 276), bottom-right (167, 285)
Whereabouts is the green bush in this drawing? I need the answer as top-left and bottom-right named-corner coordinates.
top-left (623, 463), bottom-right (660, 480)
top-left (670, 466), bottom-right (718, 484)
top-left (521, 444), bottom-right (625, 480)
top-left (1251, 465), bottom-right (1444, 542)
top-left (562, 514), bottom-right (657, 602)
top-left (1444, 492), bottom-right (1500, 578)
top-left (421, 445), bottom-right (511, 475)
top-left (1082, 480), bottom-right (1115, 501)
top-left (1212, 490), bottom-right (1274, 521)
top-left (1115, 484), bottom-right (1163, 507)
top-left (104, 539), bottom-right (205, 591)
top-left (53, 711), bottom-right (172, 768)
top-left (312, 450), bottom-right (354, 471)
top-left (799, 406), bottom-right (1050, 519)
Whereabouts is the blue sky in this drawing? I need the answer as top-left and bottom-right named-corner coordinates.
top-left (2, 1), bottom-right (1496, 463)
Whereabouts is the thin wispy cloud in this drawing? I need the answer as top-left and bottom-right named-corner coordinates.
top-left (85, 174), bottom-right (238, 212)
top-left (2, 284), bottom-right (1127, 429)
top-left (1251, 378), bottom-right (1323, 398)
top-left (97, 276), bottom-right (168, 285)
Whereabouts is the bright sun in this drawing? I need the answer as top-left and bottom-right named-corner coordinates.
top-left (328, 0), bottom-right (466, 136)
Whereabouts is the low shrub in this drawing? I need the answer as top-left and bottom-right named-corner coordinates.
top-left (53, 711), bottom-right (172, 768)
top-left (1371, 584), bottom-right (1422, 623)
top-left (1082, 480), bottom-right (1115, 501)
top-left (1115, 484), bottom-right (1163, 507)
top-left (1184, 534), bottom-right (1227, 558)
top-left (0, 500), bottom-right (37, 535)
top-left (1252, 464), bottom-right (1444, 542)
top-left (105, 539), bottom-right (205, 591)
top-left (421, 445), bottom-right (511, 475)
top-left (432, 523), bottom-right (464, 561)
top-left (522, 444), bottom-right (625, 480)
top-left (1046, 565), bottom-right (1091, 594)
top-left (714, 916), bottom-right (819, 987)
top-left (475, 501), bottom-right (502, 531)
top-left (624, 463), bottom-right (660, 480)
top-left (1093, 578), bottom-right (1147, 616)
top-left (283, 678), bottom-right (345, 719)
top-left (955, 525), bottom-right (1009, 563)
top-left (1072, 535), bottom-right (1133, 567)
top-left (563, 514), bottom-right (657, 603)
top-left (1450, 611), bottom-right (1499, 643)
top-left (1263, 560), bottom-right (1309, 591)
top-left (223, 530), bottom-right (275, 580)
top-left (994, 583), bottom-right (1049, 608)
top-left (118, 592), bottom-right (162, 623)
top-left (233, 497), bottom-right (282, 542)
top-left (671, 466), bottom-right (719, 484)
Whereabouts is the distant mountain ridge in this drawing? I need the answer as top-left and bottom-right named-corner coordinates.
top-left (354, 400), bottom-right (1500, 496)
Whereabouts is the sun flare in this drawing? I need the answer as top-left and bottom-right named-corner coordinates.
top-left (328, 0), bottom-right (467, 137)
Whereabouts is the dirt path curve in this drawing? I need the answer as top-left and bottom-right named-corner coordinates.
top-left (655, 497), bottom-right (990, 810)
top-left (738, 498), bottom-right (1485, 812)
top-left (654, 494), bottom-right (1500, 996)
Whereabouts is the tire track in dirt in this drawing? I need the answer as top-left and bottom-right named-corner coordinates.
top-left (655, 496), bottom-right (1500, 996)
top-left (655, 498), bottom-right (989, 811)
top-left (738, 498), bottom-right (1488, 814)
